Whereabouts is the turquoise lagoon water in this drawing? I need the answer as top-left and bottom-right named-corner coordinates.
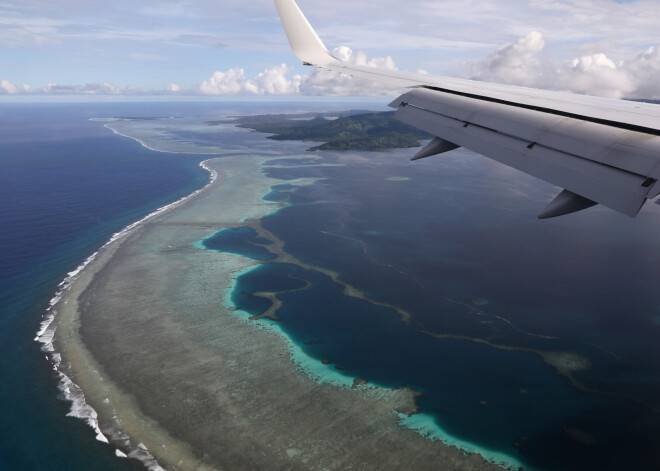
top-left (218, 149), bottom-right (660, 471)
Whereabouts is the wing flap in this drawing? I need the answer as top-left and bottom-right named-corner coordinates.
top-left (391, 89), bottom-right (660, 178)
top-left (324, 62), bottom-right (660, 133)
top-left (395, 100), bottom-right (650, 217)
top-left (274, 0), bottom-right (660, 218)
top-left (273, 0), bottom-right (660, 131)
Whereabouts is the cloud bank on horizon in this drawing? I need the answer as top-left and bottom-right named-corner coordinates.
top-left (466, 32), bottom-right (660, 100)
top-left (1, 0), bottom-right (659, 100)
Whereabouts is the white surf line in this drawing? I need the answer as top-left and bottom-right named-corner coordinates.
top-left (102, 122), bottom-right (225, 155)
top-left (35, 159), bottom-right (217, 470)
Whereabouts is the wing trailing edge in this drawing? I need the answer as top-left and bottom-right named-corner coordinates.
top-left (390, 89), bottom-right (656, 217)
top-left (274, 0), bottom-right (660, 218)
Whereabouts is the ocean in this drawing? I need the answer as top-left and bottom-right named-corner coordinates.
top-left (243, 148), bottom-right (660, 470)
top-left (2, 101), bottom-right (660, 471)
top-left (0, 102), bottom-right (210, 470)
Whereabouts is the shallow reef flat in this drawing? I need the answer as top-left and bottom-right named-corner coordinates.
top-left (54, 155), bottom-right (503, 471)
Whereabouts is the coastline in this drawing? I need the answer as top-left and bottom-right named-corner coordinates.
top-left (18, 103), bottom-right (660, 471)
top-left (45, 149), bottom-right (511, 470)
top-left (103, 122), bottom-right (223, 155)
top-left (37, 160), bottom-right (219, 469)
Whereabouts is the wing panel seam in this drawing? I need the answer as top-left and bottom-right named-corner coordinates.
top-left (421, 86), bottom-right (660, 137)
top-left (402, 102), bottom-right (650, 181)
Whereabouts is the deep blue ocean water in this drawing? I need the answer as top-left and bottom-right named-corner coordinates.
top-left (0, 102), bottom-right (213, 470)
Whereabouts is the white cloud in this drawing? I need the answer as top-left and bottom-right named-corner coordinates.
top-left (300, 46), bottom-right (399, 96)
top-left (467, 33), bottom-right (660, 99)
top-left (4, 38), bottom-right (658, 100)
top-left (0, 80), bottom-right (20, 94)
top-left (466, 32), bottom-right (547, 87)
top-left (561, 53), bottom-right (633, 98)
top-left (198, 64), bottom-right (303, 95)
top-left (198, 47), bottom-right (399, 96)
top-left (621, 46), bottom-right (660, 100)
top-left (2, 0), bottom-right (660, 95)
top-left (166, 82), bottom-right (181, 92)
top-left (198, 67), bottom-right (260, 95)
top-left (82, 82), bottom-right (121, 94)
top-left (252, 64), bottom-right (302, 95)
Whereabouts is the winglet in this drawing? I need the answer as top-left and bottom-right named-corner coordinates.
top-left (274, 0), bottom-right (338, 66)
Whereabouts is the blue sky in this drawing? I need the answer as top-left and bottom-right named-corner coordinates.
top-left (1, 0), bottom-right (659, 98)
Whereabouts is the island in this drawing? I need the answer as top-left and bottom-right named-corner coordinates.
top-left (209, 110), bottom-right (432, 151)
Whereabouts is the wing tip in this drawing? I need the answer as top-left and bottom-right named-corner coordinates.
top-left (274, 0), bottom-right (337, 66)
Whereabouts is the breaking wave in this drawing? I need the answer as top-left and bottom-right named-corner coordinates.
top-left (35, 160), bottom-right (217, 470)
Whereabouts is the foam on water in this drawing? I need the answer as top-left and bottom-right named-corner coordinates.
top-left (37, 115), bottom-right (529, 469)
top-left (35, 159), bottom-right (217, 470)
top-left (101, 116), bottom-right (244, 155)
top-left (58, 372), bottom-right (108, 443)
top-left (104, 123), bottom-right (221, 155)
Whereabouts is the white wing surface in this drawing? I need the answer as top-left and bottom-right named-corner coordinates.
top-left (274, 0), bottom-right (660, 218)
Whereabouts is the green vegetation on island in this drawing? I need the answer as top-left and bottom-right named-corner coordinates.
top-left (210, 111), bottom-right (432, 151)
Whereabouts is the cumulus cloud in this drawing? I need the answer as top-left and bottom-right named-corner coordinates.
top-left (0, 80), bottom-right (20, 94)
top-left (166, 82), bottom-right (181, 92)
top-left (252, 64), bottom-right (302, 95)
top-left (6, 40), bottom-right (658, 99)
top-left (467, 33), bottom-right (660, 99)
top-left (467, 32), bottom-right (547, 87)
top-left (626, 46), bottom-right (660, 99)
top-left (199, 67), bottom-right (262, 95)
top-left (197, 47), bottom-right (399, 96)
top-left (300, 47), bottom-right (399, 96)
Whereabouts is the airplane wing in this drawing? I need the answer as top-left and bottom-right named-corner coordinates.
top-left (274, 0), bottom-right (660, 218)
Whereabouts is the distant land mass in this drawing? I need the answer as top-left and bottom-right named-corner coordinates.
top-left (114, 116), bottom-right (183, 120)
top-left (208, 111), bottom-right (432, 151)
